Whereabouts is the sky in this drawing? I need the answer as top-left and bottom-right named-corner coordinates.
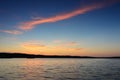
top-left (0, 0), bottom-right (120, 57)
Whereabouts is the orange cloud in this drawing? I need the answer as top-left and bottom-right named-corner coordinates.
top-left (20, 41), bottom-right (45, 49)
top-left (18, 3), bottom-right (105, 30)
top-left (0, 30), bottom-right (22, 35)
top-left (20, 40), bottom-right (84, 55)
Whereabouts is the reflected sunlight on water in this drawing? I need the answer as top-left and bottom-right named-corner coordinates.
top-left (0, 59), bottom-right (120, 80)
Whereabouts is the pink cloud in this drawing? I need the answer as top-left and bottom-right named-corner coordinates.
top-left (0, 30), bottom-right (22, 35)
top-left (18, 3), bottom-right (104, 30)
top-left (18, 0), bottom-right (119, 31)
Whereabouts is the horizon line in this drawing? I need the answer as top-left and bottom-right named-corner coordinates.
top-left (0, 52), bottom-right (120, 58)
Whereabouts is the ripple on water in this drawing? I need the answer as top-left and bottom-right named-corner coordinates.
top-left (0, 59), bottom-right (120, 80)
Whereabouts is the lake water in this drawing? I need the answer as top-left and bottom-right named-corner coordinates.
top-left (0, 59), bottom-right (120, 80)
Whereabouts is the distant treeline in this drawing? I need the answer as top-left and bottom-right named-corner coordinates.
top-left (0, 52), bottom-right (120, 58)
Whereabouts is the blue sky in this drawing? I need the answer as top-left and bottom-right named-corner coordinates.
top-left (0, 0), bottom-right (120, 56)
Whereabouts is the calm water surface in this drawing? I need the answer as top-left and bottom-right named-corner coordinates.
top-left (0, 59), bottom-right (120, 80)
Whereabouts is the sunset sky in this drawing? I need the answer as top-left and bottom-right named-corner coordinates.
top-left (0, 0), bottom-right (120, 57)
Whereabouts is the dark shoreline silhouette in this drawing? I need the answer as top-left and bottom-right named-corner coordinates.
top-left (0, 52), bottom-right (120, 59)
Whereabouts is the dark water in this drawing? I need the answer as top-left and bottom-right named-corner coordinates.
top-left (0, 59), bottom-right (120, 80)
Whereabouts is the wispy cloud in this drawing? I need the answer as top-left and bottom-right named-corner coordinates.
top-left (18, 4), bottom-right (103, 30)
top-left (0, 30), bottom-right (22, 35)
top-left (20, 41), bottom-right (45, 49)
top-left (20, 40), bottom-right (84, 55)
top-left (18, 0), bottom-right (119, 31)
top-left (1, 0), bottom-right (118, 35)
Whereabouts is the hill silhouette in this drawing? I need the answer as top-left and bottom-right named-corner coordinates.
top-left (0, 52), bottom-right (120, 58)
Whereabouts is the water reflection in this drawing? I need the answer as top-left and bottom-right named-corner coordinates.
top-left (19, 59), bottom-right (44, 80)
top-left (0, 59), bottom-right (120, 80)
